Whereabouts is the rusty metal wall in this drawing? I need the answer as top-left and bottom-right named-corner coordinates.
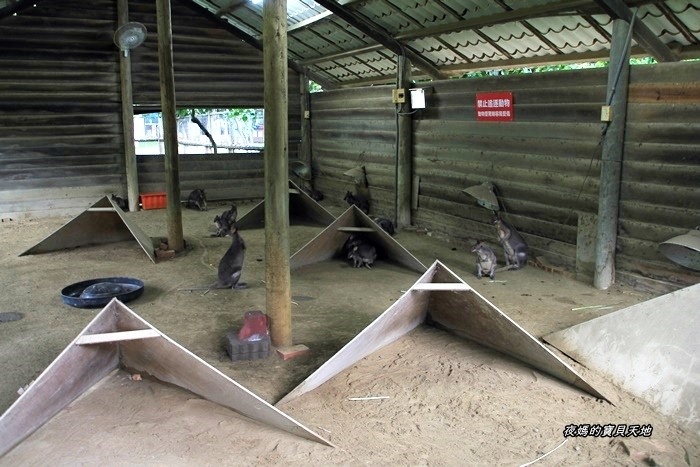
top-left (0, 0), bottom-right (300, 218)
top-left (310, 61), bottom-right (700, 290)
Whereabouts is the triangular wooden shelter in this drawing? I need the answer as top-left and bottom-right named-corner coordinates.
top-left (0, 298), bottom-right (332, 457)
top-left (235, 179), bottom-right (335, 230)
top-left (544, 283), bottom-right (700, 435)
top-left (19, 196), bottom-right (156, 263)
top-left (290, 204), bottom-right (426, 274)
top-left (277, 260), bottom-right (604, 406)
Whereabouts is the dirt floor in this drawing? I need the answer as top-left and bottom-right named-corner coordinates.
top-left (0, 198), bottom-right (698, 466)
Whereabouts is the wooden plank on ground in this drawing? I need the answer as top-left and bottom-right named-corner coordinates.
top-left (19, 196), bottom-right (156, 263)
top-left (411, 283), bottom-right (471, 291)
top-left (0, 298), bottom-right (333, 453)
top-left (115, 301), bottom-right (333, 446)
top-left (75, 329), bottom-right (160, 345)
top-left (427, 264), bottom-right (605, 400)
top-left (236, 179), bottom-right (335, 230)
top-left (544, 284), bottom-right (700, 434)
top-left (290, 204), bottom-right (426, 273)
top-left (278, 260), bottom-right (605, 406)
top-left (276, 263), bottom-right (438, 405)
top-left (0, 300), bottom-right (122, 457)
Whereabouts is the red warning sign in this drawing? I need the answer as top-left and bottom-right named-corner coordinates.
top-left (476, 91), bottom-right (513, 121)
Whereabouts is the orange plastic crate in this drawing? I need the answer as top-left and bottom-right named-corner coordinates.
top-left (140, 192), bottom-right (166, 210)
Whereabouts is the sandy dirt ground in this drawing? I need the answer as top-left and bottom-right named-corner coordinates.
top-left (0, 198), bottom-right (698, 466)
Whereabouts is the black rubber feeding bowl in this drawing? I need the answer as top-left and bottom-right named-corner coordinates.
top-left (61, 277), bottom-right (144, 308)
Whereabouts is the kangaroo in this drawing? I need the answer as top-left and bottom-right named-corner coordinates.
top-left (212, 204), bottom-right (237, 237)
top-left (373, 217), bottom-right (395, 236)
top-left (471, 241), bottom-right (498, 280)
top-left (180, 226), bottom-right (247, 292)
top-left (214, 226), bottom-right (247, 289)
top-left (493, 215), bottom-right (528, 270)
top-left (348, 243), bottom-right (377, 269)
top-left (344, 191), bottom-right (370, 214)
top-left (185, 189), bottom-right (208, 211)
top-left (111, 194), bottom-right (128, 211)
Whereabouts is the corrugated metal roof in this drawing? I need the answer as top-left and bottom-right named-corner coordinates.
top-left (198, 0), bottom-right (700, 88)
top-left (3, 0), bottom-right (698, 88)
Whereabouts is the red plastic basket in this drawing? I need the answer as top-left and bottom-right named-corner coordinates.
top-left (140, 192), bottom-right (166, 210)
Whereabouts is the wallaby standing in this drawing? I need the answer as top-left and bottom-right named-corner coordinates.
top-left (493, 215), bottom-right (528, 270)
top-left (180, 226), bottom-right (247, 292)
top-left (216, 226), bottom-right (247, 289)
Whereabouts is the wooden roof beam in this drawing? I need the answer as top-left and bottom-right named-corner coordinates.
top-left (314, 0), bottom-right (446, 81)
top-left (593, 0), bottom-right (679, 62)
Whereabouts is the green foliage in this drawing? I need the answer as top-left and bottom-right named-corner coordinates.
top-left (224, 108), bottom-right (257, 122)
top-left (175, 108), bottom-right (259, 122)
top-left (460, 56), bottom-right (658, 79)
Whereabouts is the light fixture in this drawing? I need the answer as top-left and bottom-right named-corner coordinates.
top-left (344, 165), bottom-right (368, 187)
top-left (659, 227), bottom-right (700, 271)
top-left (462, 181), bottom-right (500, 212)
top-left (409, 88), bottom-right (426, 109)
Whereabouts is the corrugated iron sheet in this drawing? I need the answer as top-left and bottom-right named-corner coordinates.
top-left (180, 0), bottom-right (700, 87)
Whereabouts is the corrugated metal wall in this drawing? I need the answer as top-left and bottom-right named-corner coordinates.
top-left (618, 62), bottom-right (700, 289)
top-left (310, 61), bottom-right (700, 290)
top-left (128, 0), bottom-right (301, 201)
top-left (0, 0), bottom-right (123, 218)
top-left (311, 85), bottom-right (398, 216)
top-left (0, 0), bottom-right (300, 218)
top-left (138, 153), bottom-right (264, 200)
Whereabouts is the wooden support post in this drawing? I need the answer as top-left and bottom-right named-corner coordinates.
top-left (594, 19), bottom-right (631, 290)
top-left (395, 55), bottom-right (412, 228)
top-left (264, 0), bottom-right (292, 347)
top-left (299, 74), bottom-right (312, 189)
top-left (117, 0), bottom-right (139, 212)
top-left (156, 0), bottom-right (184, 252)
